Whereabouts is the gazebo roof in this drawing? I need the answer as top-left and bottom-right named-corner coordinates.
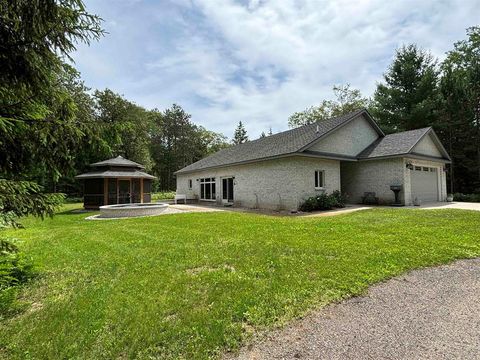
top-left (75, 156), bottom-right (155, 180)
top-left (75, 169), bottom-right (155, 180)
top-left (90, 156), bottom-right (145, 169)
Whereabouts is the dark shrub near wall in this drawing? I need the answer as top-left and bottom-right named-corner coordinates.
top-left (453, 193), bottom-right (480, 202)
top-left (299, 191), bottom-right (347, 212)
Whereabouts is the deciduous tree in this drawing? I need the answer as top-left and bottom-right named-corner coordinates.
top-left (288, 84), bottom-right (370, 128)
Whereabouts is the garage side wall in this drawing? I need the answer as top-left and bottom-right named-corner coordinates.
top-left (176, 156), bottom-right (341, 210)
top-left (341, 158), bottom-right (406, 204)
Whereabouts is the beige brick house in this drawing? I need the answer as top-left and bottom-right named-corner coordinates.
top-left (175, 109), bottom-right (451, 210)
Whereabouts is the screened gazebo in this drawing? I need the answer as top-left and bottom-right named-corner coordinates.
top-left (75, 156), bottom-right (155, 209)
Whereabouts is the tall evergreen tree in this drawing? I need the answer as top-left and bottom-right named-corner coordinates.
top-left (233, 121), bottom-right (248, 144)
top-left (372, 45), bottom-right (440, 133)
top-left (0, 0), bottom-right (103, 189)
top-left (150, 104), bottom-right (228, 190)
top-left (438, 26), bottom-right (480, 193)
top-left (0, 0), bottom-right (102, 313)
top-left (0, 0), bottom-right (103, 126)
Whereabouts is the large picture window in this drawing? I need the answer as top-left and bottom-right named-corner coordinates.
top-left (200, 178), bottom-right (216, 201)
top-left (314, 170), bottom-right (325, 189)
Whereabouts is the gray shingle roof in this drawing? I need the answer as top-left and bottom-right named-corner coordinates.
top-left (76, 156), bottom-right (155, 179)
top-left (175, 110), bottom-right (450, 175)
top-left (176, 109), bottom-right (370, 174)
top-left (75, 169), bottom-right (155, 179)
top-left (90, 156), bottom-right (145, 169)
top-left (358, 127), bottom-right (431, 159)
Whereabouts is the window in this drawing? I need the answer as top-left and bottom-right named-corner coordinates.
top-left (314, 170), bottom-right (325, 189)
top-left (188, 179), bottom-right (192, 189)
top-left (423, 167), bottom-right (429, 172)
top-left (199, 177), bottom-right (216, 201)
top-left (415, 166), bottom-right (422, 171)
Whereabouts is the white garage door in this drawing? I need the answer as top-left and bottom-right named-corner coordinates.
top-left (411, 166), bottom-right (438, 203)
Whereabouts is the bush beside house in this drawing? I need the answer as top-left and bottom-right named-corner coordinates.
top-left (299, 191), bottom-right (347, 212)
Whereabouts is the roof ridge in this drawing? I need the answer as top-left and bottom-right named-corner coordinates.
top-left (385, 127), bottom-right (431, 136)
top-left (225, 108), bottom-right (366, 149)
top-left (183, 109), bottom-right (366, 159)
top-left (175, 109), bottom-right (368, 174)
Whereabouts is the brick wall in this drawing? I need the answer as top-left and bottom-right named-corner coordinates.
top-left (341, 158), bottom-right (405, 204)
top-left (176, 156), bottom-right (341, 210)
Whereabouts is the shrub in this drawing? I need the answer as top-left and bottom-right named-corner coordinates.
top-left (65, 196), bottom-right (82, 203)
top-left (151, 191), bottom-right (176, 201)
top-left (299, 192), bottom-right (347, 212)
top-left (299, 196), bottom-right (321, 212)
top-left (0, 238), bottom-right (36, 317)
top-left (330, 190), bottom-right (347, 208)
top-left (0, 180), bottom-right (61, 316)
top-left (453, 193), bottom-right (480, 202)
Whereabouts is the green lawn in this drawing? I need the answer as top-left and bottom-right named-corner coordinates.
top-left (1, 205), bottom-right (479, 359)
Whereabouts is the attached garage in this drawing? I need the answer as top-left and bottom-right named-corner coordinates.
top-left (411, 166), bottom-right (439, 203)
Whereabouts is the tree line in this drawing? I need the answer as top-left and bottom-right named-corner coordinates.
top-left (288, 27), bottom-right (480, 194)
top-left (0, 1), bottom-right (478, 197)
top-left (0, 2), bottom-right (232, 194)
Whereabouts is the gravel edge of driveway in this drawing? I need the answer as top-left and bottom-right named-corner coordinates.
top-left (227, 258), bottom-right (480, 360)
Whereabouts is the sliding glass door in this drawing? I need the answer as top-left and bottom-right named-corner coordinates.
top-left (222, 177), bottom-right (234, 203)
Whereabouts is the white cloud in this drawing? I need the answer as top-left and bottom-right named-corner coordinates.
top-left (75, 0), bottom-right (479, 138)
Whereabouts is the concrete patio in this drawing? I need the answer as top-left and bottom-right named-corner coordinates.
top-left (167, 201), bottom-right (480, 218)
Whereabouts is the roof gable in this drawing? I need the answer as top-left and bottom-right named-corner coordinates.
top-left (176, 109), bottom-right (369, 174)
top-left (411, 133), bottom-right (442, 157)
top-left (175, 111), bottom-right (451, 175)
top-left (304, 114), bottom-right (381, 157)
top-left (358, 127), bottom-right (451, 161)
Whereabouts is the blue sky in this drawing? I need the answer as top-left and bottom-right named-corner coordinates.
top-left (73, 0), bottom-right (478, 139)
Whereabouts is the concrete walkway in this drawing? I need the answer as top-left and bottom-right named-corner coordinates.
top-left (416, 201), bottom-right (480, 211)
top-left (231, 258), bottom-right (480, 359)
top-left (167, 201), bottom-right (480, 218)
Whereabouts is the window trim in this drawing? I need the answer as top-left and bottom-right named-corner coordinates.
top-left (199, 177), bottom-right (216, 201)
top-left (314, 170), bottom-right (325, 189)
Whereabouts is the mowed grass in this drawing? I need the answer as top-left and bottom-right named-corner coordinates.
top-left (1, 205), bottom-right (480, 359)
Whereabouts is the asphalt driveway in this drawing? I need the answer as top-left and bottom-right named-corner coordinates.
top-left (232, 258), bottom-right (480, 359)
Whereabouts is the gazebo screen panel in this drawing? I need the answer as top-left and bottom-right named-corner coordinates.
top-left (143, 179), bottom-right (152, 203)
top-left (108, 179), bottom-right (117, 204)
top-left (84, 178), bottom-right (104, 207)
top-left (132, 179), bottom-right (141, 203)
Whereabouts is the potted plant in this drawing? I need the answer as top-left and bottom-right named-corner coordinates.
top-left (446, 193), bottom-right (454, 202)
